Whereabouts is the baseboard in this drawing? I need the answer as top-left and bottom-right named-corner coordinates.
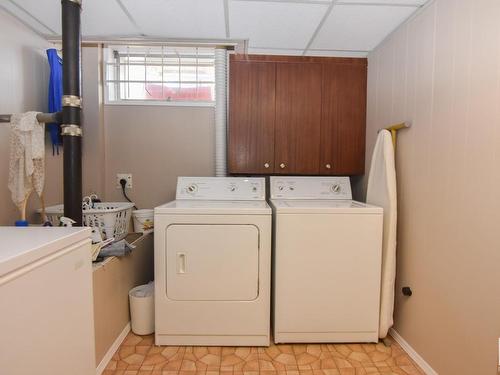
top-left (389, 328), bottom-right (438, 375)
top-left (96, 322), bottom-right (131, 375)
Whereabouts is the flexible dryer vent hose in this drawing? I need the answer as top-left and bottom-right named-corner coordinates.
top-left (214, 48), bottom-right (228, 177)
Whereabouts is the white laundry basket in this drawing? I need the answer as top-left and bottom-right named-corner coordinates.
top-left (129, 283), bottom-right (154, 335)
top-left (42, 202), bottom-right (134, 241)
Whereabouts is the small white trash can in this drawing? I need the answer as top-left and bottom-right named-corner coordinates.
top-left (129, 282), bottom-right (154, 335)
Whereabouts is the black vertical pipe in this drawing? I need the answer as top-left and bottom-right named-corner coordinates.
top-left (63, 134), bottom-right (82, 224)
top-left (61, 0), bottom-right (83, 225)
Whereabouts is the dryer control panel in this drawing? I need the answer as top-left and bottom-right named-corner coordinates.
top-left (270, 176), bottom-right (352, 200)
top-left (176, 177), bottom-right (266, 200)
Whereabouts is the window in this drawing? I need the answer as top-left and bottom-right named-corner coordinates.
top-left (104, 45), bottom-right (216, 105)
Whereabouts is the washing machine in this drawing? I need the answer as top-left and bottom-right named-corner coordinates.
top-left (154, 177), bottom-right (271, 346)
top-left (270, 176), bottom-right (383, 343)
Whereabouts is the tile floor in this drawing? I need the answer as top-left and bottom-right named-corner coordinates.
top-left (103, 333), bottom-right (424, 375)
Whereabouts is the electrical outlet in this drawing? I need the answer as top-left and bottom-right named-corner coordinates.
top-left (117, 173), bottom-right (133, 189)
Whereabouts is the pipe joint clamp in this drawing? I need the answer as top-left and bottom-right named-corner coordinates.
top-left (62, 95), bottom-right (82, 108)
top-left (66, 0), bottom-right (82, 6)
top-left (61, 124), bottom-right (83, 137)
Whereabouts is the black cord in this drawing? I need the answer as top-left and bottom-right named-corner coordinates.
top-left (120, 179), bottom-right (138, 210)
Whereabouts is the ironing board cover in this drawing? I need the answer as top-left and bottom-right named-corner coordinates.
top-left (366, 129), bottom-right (398, 339)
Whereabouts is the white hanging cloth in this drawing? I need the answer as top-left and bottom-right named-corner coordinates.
top-left (366, 129), bottom-right (397, 339)
top-left (8, 112), bottom-right (45, 217)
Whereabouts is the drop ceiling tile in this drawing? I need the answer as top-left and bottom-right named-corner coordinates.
top-left (229, 1), bottom-right (328, 49)
top-left (121, 0), bottom-right (226, 39)
top-left (81, 0), bottom-right (139, 37)
top-left (232, 0), bottom-right (332, 3)
top-left (11, 0), bottom-right (60, 34)
top-left (0, 0), bottom-right (56, 36)
top-left (339, 0), bottom-right (427, 5)
top-left (310, 4), bottom-right (416, 51)
top-left (12, 0), bottom-right (139, 36)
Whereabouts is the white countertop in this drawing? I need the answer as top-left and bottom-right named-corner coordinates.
top-left (0, 227), bottom-right (91, 277)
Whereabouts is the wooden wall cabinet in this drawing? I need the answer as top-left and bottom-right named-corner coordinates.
top-left (228, 55), bottom-right (367, 176)
top-left (320, 63), bottom-right (367, 175)
top-left (275, 62), bottom-right (322, 175)
top-left (228, 61), bottom-right (276, 174)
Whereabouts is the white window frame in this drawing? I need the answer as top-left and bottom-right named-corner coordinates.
top-left (104, 45), bottom-right (216, 107)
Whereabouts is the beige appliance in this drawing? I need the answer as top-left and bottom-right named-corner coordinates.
top-left (154, 177), bottom-right (271, 346)
top-left (270, 176), bottom-right (383, 343)
top-left (0, 227), bottom-right (95, 375)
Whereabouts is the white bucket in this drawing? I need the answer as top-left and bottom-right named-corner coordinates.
top-left (132, 209), bottom-right (154, 234)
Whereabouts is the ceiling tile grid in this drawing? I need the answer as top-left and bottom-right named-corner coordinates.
top-left (0, 0), bottom-right (430, 56)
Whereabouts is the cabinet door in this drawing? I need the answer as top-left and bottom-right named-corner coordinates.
top-left (275, 63), bottom-right (322, 174)
top-left (320, 63), bottom-right (367, 175)
top-left (228, 61), bottom-right (276, 174)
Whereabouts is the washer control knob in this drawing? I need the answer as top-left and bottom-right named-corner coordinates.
top-left (280, 163), bottom-right (286, 169)
top-left (278, 185), bottom-right (285, 191)
top-left (331, 184), bottom-right (341, 193)
top-left (264, 163), bottom-right (270, 169)
top-left (230, 185), bottom-right (237, 192)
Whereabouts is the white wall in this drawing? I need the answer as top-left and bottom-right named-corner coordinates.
top-left (82, 46), bottom-right (105, 197)
top-left (103, 105), bottom-right (215, 208)
top-left (360, 0), bottom-right (500, 374)
top-left (78, 46), bottom-right (216, 208)
top-left (0, 39), bottom-right (217, 221)
top-left (77, 45), bottom-right (216, 209)
top-left (0, 12), bottom-right (107, 225)
top-left (0, 10), bottom-right (62, 225)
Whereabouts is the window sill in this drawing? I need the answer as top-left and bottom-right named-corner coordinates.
top-left (104, 100), bottom-right (215, 108)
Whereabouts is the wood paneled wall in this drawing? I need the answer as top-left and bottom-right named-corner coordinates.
top-left (358, 1), bottom-right (500, 374)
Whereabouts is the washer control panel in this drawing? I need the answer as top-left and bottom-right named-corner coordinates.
top-left (177, 177), bottom-right (266, 200)
top-left (270, 176), bottom-right (352, 200)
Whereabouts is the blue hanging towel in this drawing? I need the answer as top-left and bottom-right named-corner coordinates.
top-left (46, 48), bottom-right (63, 155)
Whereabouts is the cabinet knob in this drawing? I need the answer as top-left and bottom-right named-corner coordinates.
top-left (326, 164), bottom-right (332, 169)
top-left (264, 163), bottom-right (270, 169)
top-left (279, 163), bottom-right (286, 169)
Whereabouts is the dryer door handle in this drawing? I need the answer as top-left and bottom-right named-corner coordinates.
top-left (177, 252), bottom-right (187, 274)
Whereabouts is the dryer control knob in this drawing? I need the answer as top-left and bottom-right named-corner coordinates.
top-left (186, 184), bottom-right (198, 194)
top-left (331, 184), bottom-right (341, 193)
